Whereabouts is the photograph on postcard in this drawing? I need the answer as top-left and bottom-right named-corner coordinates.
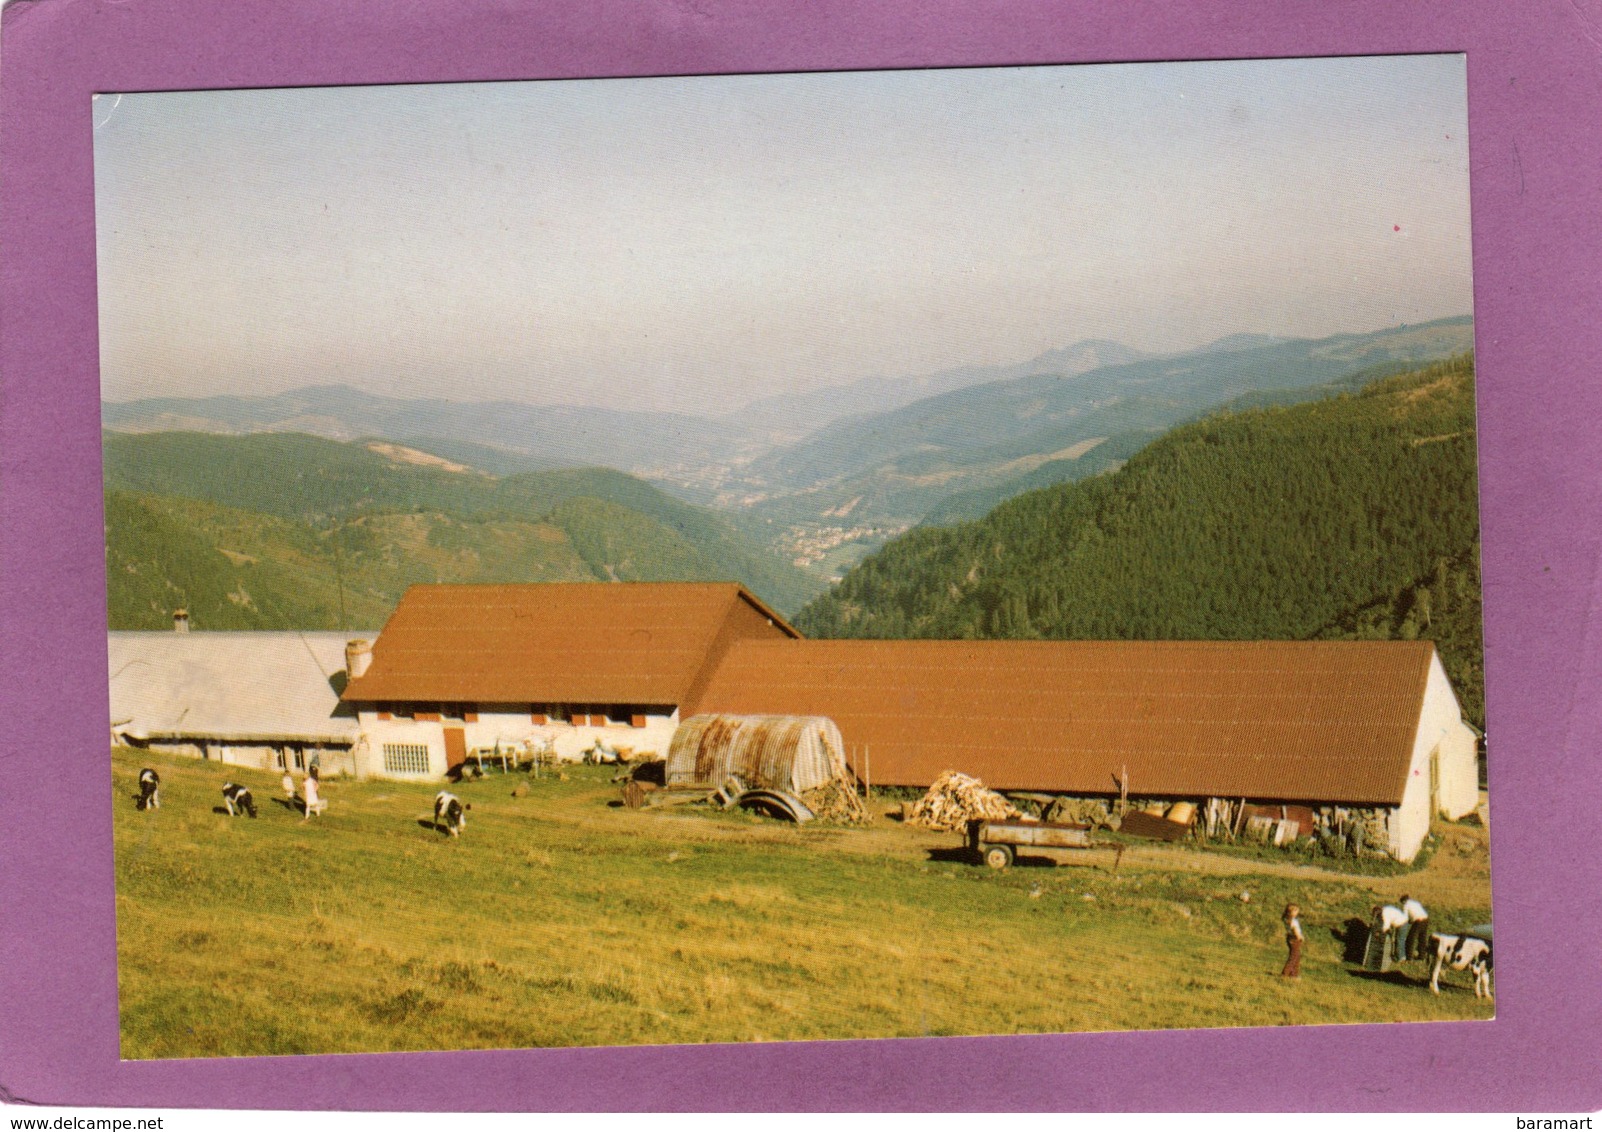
top-left (94, 55), bottom-right (1489, 1058)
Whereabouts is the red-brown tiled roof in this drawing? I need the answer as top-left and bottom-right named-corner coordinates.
top-left (689, 638), bottom-right (1437, 805)
top-left (342, 582), bottom-right (797, 705)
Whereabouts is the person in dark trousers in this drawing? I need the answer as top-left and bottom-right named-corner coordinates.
top-left (1280, 903), bottom-right (1304, 978)
top-left (1372, 902), bottom-right (1409, 966)
top-left (1401, 895), bottom-right (1430, 961)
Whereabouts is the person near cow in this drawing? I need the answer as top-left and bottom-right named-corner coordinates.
top-left (1400, 894), bottom-right (1430, 961)
top-left (302, 766), bottom-right (324, 821)
top-left (1280, 903), bottom-right (1304, 979)
top-left (1373, 903), bottom-right (1408, 965)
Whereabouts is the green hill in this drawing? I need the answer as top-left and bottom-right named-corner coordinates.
top-left (103, 433), bottom-right (825, 627)
top-left (794, 355), bottom-right (1483, 729)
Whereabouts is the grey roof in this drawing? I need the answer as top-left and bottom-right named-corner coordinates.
top-left (108, 631), bottom-right (377, 744)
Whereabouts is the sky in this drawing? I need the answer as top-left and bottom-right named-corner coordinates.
top-left (93, 55), bottom-right (1473, 416)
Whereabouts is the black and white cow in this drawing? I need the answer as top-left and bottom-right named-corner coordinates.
top-left (221, 782), bottom-right (258, 818)
top-left (137, 768), bottom-right (160, 811)
top-left (1428, 932), bottom-right (1493, 997)
top-left (434, 791), bottom-right (470, 837)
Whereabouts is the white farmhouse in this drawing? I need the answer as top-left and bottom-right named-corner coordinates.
top-left (338, 582), bottom-right (799, 780)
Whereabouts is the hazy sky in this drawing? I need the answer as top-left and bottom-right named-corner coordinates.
top-left (94, 56), bottom-right (1472, 416)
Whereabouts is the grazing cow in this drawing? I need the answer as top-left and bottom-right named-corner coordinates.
top-left (137, 768), bottom-right (160, 811)
top-left (1429, 932), bottom-right (1493, 997)
top-left (221, 782), bottom-right (258, 818)
top-left (434, 791), bottom-right (470, 837)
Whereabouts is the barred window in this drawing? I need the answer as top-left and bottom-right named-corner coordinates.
top-left (382, 743), bottom-right (431, 775)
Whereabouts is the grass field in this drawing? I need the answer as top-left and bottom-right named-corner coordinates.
top-left (112, 749), bottom-right (1493, 1058)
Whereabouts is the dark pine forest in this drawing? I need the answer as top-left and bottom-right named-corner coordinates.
top-left (794, 356), bottom-right (1484, 730)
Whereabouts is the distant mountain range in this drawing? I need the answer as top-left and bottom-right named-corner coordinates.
top-left (731, 338), bottom-right (1151, 443)
top-left (101, 315), bottom-right (1474, 586)
top-left (726, 316), bottom-right (1474, 529)
top-left (101, 385), bottom-right (757, 476)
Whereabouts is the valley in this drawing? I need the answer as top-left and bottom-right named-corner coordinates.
top-left (102, 316), bottom-right (1478, 632)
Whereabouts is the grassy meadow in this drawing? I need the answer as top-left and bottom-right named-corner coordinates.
top-left (113, 749), bottom-right (1493, 1058)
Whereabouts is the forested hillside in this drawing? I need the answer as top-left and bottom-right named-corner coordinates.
top-left (104, 434), bottom-right (823, 628)
top-left (795, 356), bottom-right (1484, 728)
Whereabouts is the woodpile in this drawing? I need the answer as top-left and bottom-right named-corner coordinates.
top-left (905, 771), bottom-right (1020, 832)
top-left (801, 780), bottom-right (868, 823)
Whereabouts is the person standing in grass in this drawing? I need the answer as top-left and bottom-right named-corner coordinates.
top-left (1280, 903), bottom-right (1304, 979)
top-left (302, 766), bottom-right (323, 821)
top-left (1400, 895), bottom-right (1430, 961)
top-left (1372, 903), bottom-right (1409, 965)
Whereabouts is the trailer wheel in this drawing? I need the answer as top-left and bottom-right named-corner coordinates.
top-left (984, 845), bottom-right (1014, 870)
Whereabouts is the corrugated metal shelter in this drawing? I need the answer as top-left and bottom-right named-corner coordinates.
top-left (343, 582), bottom-right (797, 706)
top-left (108, 631), bottom-right (372, 770)
top-left (665, 714), bottom-right (851, 794)
top-left (688, 637), bottom-right (1480, 861)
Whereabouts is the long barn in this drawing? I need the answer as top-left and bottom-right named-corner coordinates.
top-left (690, 637), bottom-right (1480, 863)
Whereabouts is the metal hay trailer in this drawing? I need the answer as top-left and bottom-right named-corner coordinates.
top-left (967, 818), bottom-right (1124, 871)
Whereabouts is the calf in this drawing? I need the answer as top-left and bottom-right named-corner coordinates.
top-left (434, 791), bottom-right (470, 838)
top-left (1429, 932), bottom-right (1492, 997)
top-left (221, 782), bottom-right (258, 818)
top-left (137, 768), bottom-right (160, 811)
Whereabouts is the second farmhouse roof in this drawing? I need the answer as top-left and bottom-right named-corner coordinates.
top-left (341, 582), bottom-right (798, 706)
top-left (109, 631), bottom-right (367, 744)
top-left (688, 638), bottom-right (1441, 806)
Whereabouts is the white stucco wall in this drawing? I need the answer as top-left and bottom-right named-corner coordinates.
top-left (353, 707), bottom-right (680, 780)
top-left (1388, 650), bottom-right (1481, 861)
top-left (135, 739), bottom-right (356, 775)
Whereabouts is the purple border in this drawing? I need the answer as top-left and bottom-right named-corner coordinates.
top-left (2, 0), bottom-right (1598, 1112)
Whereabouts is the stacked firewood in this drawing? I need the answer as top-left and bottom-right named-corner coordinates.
top-left (801, 780), bottom-right (869, 823)
top-left (905, 771), bottom-right (1020, 832)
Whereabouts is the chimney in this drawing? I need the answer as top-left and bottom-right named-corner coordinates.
top-left (173, 609), bottom-right (189, 633)
top-left (345, 639), bottom-right (373, 679)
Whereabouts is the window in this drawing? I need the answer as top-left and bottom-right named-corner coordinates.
top-left (382, 743), bottom-right (431, 775)
top-left (631, 714), bottom-right (647, 729)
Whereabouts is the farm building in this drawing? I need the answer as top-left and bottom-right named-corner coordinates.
top-left (692, 638), bottom-right (1480, 863)
top-left (665, 714), bottom-right (853, 795)
top-left (338, 582), bottom-right (798, 779)
top-left (113, 583), bottom-right (1480, 861)
top-left (108, 629), bottom-right (374, 776)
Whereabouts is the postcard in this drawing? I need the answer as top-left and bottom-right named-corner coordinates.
top-left (96, 58), bottom-right (1495, 1060)
top-left (3, 0), bottom-right (1600, 1114)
